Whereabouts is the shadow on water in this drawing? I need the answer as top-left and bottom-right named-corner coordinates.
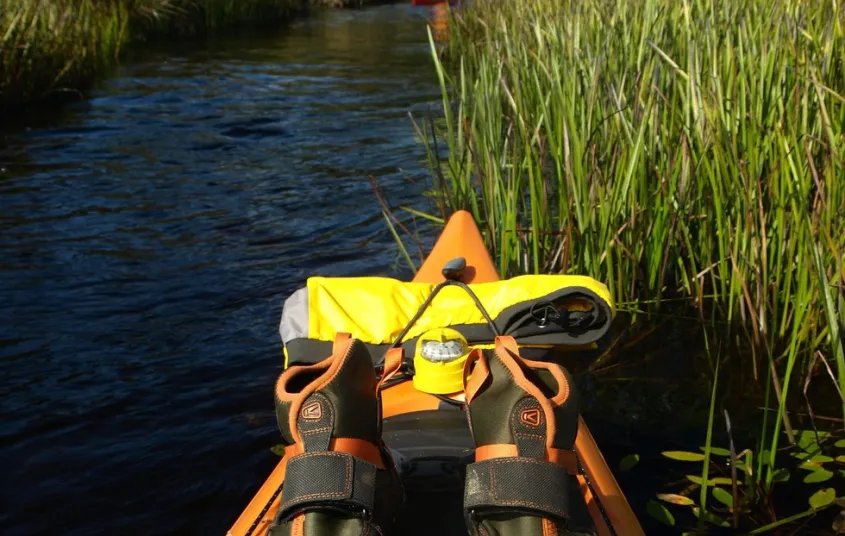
top-left (1, 4), bottom-right (841, 536)
top-left (0, 5), bottom-right (443, 535)
top-left (566, 310), bottom-right (845, 535)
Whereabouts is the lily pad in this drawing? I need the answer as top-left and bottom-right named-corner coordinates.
top-left (686, 475), bottom-right (707, 485)
top-left (772, 468), bottom-right (791, 483)
top-left (699, 446), bottom-right (733, 456)
top-left (801, 460), bottom-right (830, 470)
top-left (647, 499), bottom-right (676, 527)
top-left (798, 430), bottom-right (831, 451)
top-left (270, 444), bottom-right (285, 456)
top-left (685, 475), bottom-right (731, 486)
top-left (804, 469), bottom-right (835, 484)
top-left (663, 451), bottom-right (707, 462)
top-left (712, 487), bottom-right (734, 507)
top-left (809, 488), bottom-right (836, 509)
top-left (657, 493), bottom-right (695, 506)
top-left (693, 507), bottom-right (730, 527)
top-left (619, 454), bottom-right (640, 472)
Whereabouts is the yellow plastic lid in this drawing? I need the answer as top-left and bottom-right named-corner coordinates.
top-left (412, 327), bottom-right (470, 395)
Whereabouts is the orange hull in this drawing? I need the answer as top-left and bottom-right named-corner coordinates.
top-left (228, 210), bottom-right (643, 536)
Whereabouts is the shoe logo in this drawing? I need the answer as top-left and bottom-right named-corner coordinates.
top-left (519, 408), bottom-right (542, 427)
top-left (301, 401), bottom-right (323, 420)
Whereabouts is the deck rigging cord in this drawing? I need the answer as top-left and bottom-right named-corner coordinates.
top-left (374, 277), bottom-right (500, 391)
top-left (373, 271), bottom-right (619, 535)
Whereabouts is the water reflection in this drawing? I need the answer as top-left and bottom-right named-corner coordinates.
top-left (0, 5), bottom-right (442, 534)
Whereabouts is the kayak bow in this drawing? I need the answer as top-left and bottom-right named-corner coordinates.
top-left (228, 210), bottom-right (644, 536)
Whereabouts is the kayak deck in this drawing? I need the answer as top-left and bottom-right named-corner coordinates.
top-left (384, 408), bottom-right (599, 536)
top-left (227, 210), bottom-right (643, 536)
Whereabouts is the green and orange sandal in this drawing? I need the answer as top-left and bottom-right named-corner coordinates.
top-left (462, 335), bottom-right (583, 536)
top-left (268, 333), bottom-right (404, 536)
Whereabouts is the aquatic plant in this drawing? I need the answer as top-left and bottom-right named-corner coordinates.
top-left (1, 0), bottom-right (131, 107)
top-left (0, 0), bottom-right (309, 109)
top-left (394, 0), bottom-right (845, 530)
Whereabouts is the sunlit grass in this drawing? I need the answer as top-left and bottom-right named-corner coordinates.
top-left (1, 0), bottom-right (131, 106)
top-left (0, 0), bottom-right (305, 108)
top-left (409, 0), bottom-right (845, 528)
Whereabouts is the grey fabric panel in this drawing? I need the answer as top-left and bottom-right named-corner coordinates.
top-left (280, 286), bottom-right (309, 345)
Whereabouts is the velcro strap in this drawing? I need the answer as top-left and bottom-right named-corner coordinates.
top-left (464, 457), bottom-right (570, 520)
top-left (278, 451), bottom-right (377, 520)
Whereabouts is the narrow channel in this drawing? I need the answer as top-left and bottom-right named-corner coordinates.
top-left (0, 5), bottom-right (440, 534)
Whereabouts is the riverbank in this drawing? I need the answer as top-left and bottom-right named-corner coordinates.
top-left (0, 0), bottom-right (373, 113)
top-left (408, 0), bottom-right (845, 531)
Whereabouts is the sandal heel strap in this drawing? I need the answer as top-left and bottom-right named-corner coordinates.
top-left (278, 451), bottom-right (377, 521)
top-left (464, 457), bottom-right (570, 521)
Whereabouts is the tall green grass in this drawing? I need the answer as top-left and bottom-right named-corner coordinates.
top-left (411, 0), bottom-right (845, 526)
top-left (0, 0), bottom-right (306, 109)
top-left (1, 0), bottom-right (131, 106)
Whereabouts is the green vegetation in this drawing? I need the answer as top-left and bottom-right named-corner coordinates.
top-left (0, 0), bottom-right (348, 110)
top-left (398, 0), bottom-right (845, 530)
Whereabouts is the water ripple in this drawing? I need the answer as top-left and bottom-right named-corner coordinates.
top-left (0, 5), bottom-right (442, 535)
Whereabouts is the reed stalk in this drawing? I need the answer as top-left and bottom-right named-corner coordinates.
top-left (412, 0), bottom-right (845, 523)
top-left (0, 0), bottom-right (308, 109)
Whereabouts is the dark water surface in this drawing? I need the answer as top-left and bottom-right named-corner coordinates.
top-left (3, 4), bottom-right (824, 535)
top-left (1, 6), bottom-right (440, 535)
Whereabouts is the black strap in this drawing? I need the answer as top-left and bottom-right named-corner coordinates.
top-left (376, 279), bottom-right (501, 369)
top-left (277, 451), bottom-right (377, 521)
top-left (464, 457), bottom-right (570, 521)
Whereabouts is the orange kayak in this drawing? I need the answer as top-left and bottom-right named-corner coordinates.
top-left (227, 210), bottom-right (644, 536)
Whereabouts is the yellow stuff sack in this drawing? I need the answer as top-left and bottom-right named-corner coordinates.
top-left (279, 274), bottom-right (614, 366)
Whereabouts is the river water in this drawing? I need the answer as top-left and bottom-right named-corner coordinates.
top-left (1, 5), bottom-right (443, 534)
top-left (2, 3), bottom-right (808, 535)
